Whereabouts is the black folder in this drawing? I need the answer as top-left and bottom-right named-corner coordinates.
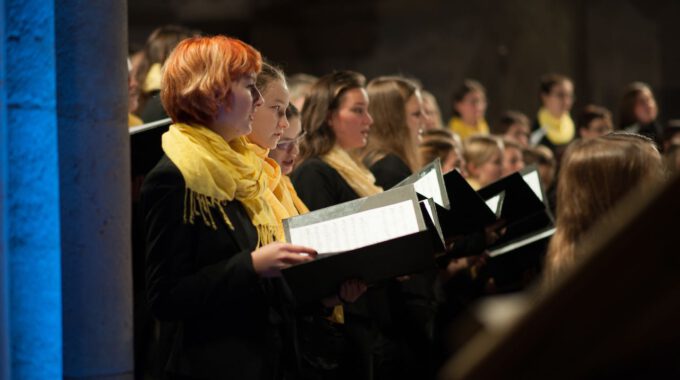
top-left (281, 185), bottom-right (444, 304)
top-left (395, 159), bottom-right (499, 238)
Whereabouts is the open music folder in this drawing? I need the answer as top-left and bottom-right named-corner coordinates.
top-left (281, 185), bottom-right (444, 304)
top-left (395, 159), bottom-right (499, 238)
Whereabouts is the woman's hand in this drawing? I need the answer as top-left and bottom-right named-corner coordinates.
top-left (321, 279), bottom-right (368, 307)
top-left (251, 242), bottom-right (317, 278)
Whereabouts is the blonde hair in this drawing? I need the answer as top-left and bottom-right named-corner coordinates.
top-left (361, 76), bottom-right (421, 171)
top-left (463, 135), bottom-right (503, 168)
top-left (545, 133), bottom-right (664, 283)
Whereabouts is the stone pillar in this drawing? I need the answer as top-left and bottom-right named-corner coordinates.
top-left (55, 1), bottom-right (134, 379)
top-left (2, 0), bottom-right (63, 379)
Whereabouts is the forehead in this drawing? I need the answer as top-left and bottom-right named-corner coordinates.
top-left (339, 87), bottom-right (368, 106)
top-left (262, 79), bottom-right (289, 100)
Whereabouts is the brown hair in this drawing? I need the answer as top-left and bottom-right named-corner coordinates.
top-left (361, 76), bottom-right (421, 171)
top-left (545, 132), bottom-right (664, 283)
top-left (497, 110), bottom-right (530, 134)
top-left (161, 35), bottom-right (262, 126)
top-left (451, 79), bottom-right (486, 116)
top-left (539, 73), bottom-right (571, 95)
top-left (419, 134), bottom-right (460, 167)
top-left (618, 82), bottom-right (654, 129)
top-left (256, 61), bottom-right (286, 95)
top-left (578, 104), bottom-right (612, 130)
top-left (298, 71), bottom-right (366, 161)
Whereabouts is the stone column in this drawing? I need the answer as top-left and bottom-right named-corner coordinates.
top-left (55, 1), bottom-right (134, 379)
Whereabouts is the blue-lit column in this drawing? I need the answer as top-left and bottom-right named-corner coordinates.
top-left (0, 2), bottom-right (9, 379)
top-left (55, 1), bottom-right (134, 379)
top-left (2, 0), bottom-right (63, 379)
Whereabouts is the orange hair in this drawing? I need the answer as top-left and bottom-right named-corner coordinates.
top-left (161, 35), bottom-right (262, 126)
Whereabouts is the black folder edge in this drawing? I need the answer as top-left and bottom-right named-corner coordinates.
top-left (477, 171), bottom-right (546, 224)
top-left (129, 117), bottom-right (172, 135)
top-left (488, 226), bottom-right (556, 257)
top-left (281, 185), bottom-right (442, 304)
top-left (435, 169), bottom-right (499, 237)
top-left (394, 158), bottom-right (450, 209)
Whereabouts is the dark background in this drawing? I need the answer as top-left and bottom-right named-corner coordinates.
top-left (128, 0), bottom-right (680, 131)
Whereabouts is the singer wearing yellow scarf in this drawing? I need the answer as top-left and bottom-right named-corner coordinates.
top-left (140, 36), bottom-right (315, 380)
top-left (531, 74), bottom-right (576, 156)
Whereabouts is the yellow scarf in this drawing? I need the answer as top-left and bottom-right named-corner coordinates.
top-left (143, 63), bottom-right (162, 93)
top-left (537, 108), bottom-right (575, 145)
top-left (162, 123), bottom-right (278, 247)
top-left (448, 117), bottom-right (490, 140)
top-left (129, 113), bottom-right (143, 127)
top-left (245, 138), bottom-right (313, 241)
top-left (322, 146), bottom-right (383, 197)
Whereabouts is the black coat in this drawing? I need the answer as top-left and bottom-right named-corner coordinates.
top-left (368, 153), bottom-right (412, 190)
top-left (290, 157), bottom-right (360, 211)
top-left (142, 155), bottom-right (297, 380)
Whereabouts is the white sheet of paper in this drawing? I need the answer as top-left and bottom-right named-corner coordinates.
top-left (414, 170), bottom-right (445, 207)
top-left (485, 194), bottom-right (502, 215)
top-left (522, 171), bottom-right (543, 201)
top-left (288, 200), bottom-right (420, 255)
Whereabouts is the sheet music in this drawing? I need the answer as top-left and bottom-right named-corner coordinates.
top-left (414, 169), bottom-right (445, 207)
top-left (288, 200), bottom-right (420, 255)
top-left (522, 170), bottom-right (543, 201)
top-left (485, 194), bottom-right (502, 215)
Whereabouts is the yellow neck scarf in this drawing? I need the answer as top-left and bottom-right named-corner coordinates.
top-left (129, 113), bottom-right (143, 127)
top-left (162, 123), bottom-right (279, 247)
top-left (322, 146), bottom-right (383, 197)
top-left (143, 63), bottom-right (162, 93)
top-left (448, 117), bottom-right (490, 140)
top-left (537, 108), bottom-right (575, 145)
top-left (245, 138), bottom-right (312, 241)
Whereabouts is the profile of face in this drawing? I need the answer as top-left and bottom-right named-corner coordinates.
top-left (421, 95), bottom-right (441, 130)
top-left (210, 73), bottom-right (264, 142)
top-left (250, 79), bottom-right (290, 149)
top-left (502, 147), bottom-right (525, 176)
top-left (634, 88), bottom-right (658, 125)
top-left (505, 123), bottom-right (530, 147)
top-left (579, 117), bottom-right (613, 140)
top-left (470, 150), bottom-right (503, 187)
top-left (405, 91), bottom-right (426, 144)
top-left (269, 115), bottom-right (303, 175)
top-left (330, 88), bottom-right (373, 150)
top-left (542, 80), bottom-right (574, 117)
top-left (455, 90), bottom-right (487, 125)
top-left (442, 148), bottom-right (464, 174)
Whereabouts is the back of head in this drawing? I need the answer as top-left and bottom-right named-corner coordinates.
top-left (545, 132), bottom-right (663, 281)
top-left (161, 35), bottom-right (262, 127)
top-left (419, 133), bottom-right (458, 168)
top-left (363, 76), bottom-right (420, 170)
top-left (299, 70), bottom-right (366, 161)
top-left (463, 135), bottom-right (503, 167)
top-left (498, 110), bottom-right (530, 134)
top-left (146, 25), bottom-right (198, 65)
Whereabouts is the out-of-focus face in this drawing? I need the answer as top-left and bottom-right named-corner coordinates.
top-left (504, 123), bottom-right (530, 147)
top-left (542, 80), bottom-right (574, 117)
top-left (442, 148), bottom-right (464, 174)
top-left (330, 88), bottom-right (373, 150)
top-left (472, 150), bottom-right (503, 187)
top-left (249, 79), bottom-right (290, 149)
top-left (211, 73), bottom-right (264, 142)
top-left (579, 117), bottom-right (613, 140)
top-left (269, 115), bottom-right (303, 175)
top-left (455, 90), bottom-right (487, 125)
top-left (634, 88), bottom-right (658, 125)
top-left (128, 74), bottom-right (140, 113)
top-left (422, 94), bottom-right (441, 130)
top-left (502, 146), bottom-right (525, 176)
top-left (405, 92), bottom-right (425, 144)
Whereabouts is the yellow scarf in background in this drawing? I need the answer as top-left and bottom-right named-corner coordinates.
top-left (129, 113), bottom-right (143, 127)
top-left (448, 117), bottom-right (490, 140)
top-left (322, 146), bottom-right (383, 197)
top-left (162, 123), bottom-right (278, 247)
top-left (279, 176), bottom-right (309, 215)
top-left (143, 63), bottom-right (162, 93)
top-left (537, 108), bottom-right (575, 145)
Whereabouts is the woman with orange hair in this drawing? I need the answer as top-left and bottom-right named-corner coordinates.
top-left (141, 36), bottom-right (316, 379)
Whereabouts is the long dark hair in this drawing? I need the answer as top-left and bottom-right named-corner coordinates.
top-left (298, 71), bottom-right (366, 161)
